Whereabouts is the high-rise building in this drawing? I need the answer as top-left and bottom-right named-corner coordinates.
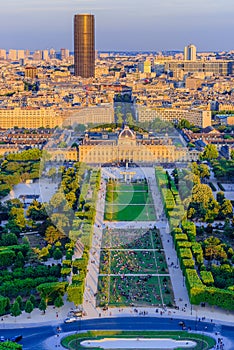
top-left (25, 49), bottom-right (31, 58)
top-left (33, 50), bottom-right (42, 61)
top-left (17, 50), bottom-right (25, 60)
top-left (49, 48), bottom-right (56, 59)
top-left (184, 44), bottom-right (197, 61)
top-left (60, 48), bottom-right (70, 60)
top-left (138, 60), bottom-right (152, 73)
top-left (74, 14), bottom-right (95, 78)
top-left (8, 49), bottom-right (17, 61)
top-left (0, 49), bottom-right (6, 60)
top-left (42, 50), bottom-right (49, 61)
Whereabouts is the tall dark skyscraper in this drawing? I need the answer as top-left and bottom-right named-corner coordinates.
top-left (74, 14), bottom-right (95, 78)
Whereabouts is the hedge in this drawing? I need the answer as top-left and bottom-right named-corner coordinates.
top-left (200, 271), bottom-right (214, 286)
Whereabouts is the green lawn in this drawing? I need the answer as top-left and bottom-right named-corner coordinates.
top-left (108, 275), bottom-right (173, 307)
top-left (97, 275), bottom-right (174, 307)
top-left (101, 228), bottom-right (162, 250)
top-left (99, 249), bottom-right (168, 275)
top-left (61, 330), bottom-right (216, 350)
top-left (104, 181), bottom-right (155, 221)
top-left (98, 228), bottom-right (173, 307)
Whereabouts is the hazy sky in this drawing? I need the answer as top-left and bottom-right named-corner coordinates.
top-left (1, 0), bottom-right (233, 51)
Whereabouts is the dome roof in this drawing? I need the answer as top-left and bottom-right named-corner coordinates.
top-left (119, 126), bottom-right (135, 140)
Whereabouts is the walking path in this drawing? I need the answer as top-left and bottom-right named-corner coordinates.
top-left (82, 177), bottom-right (107, 318)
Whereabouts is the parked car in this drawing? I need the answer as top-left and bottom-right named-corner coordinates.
top-left (11, 335), bottom-right (23, 342)
top-left (0, 336), bottom-right (6, 342)
top-left (67, 309), bottom-right (82, 317)
top-left (64, 317), bottom-right (79, 323)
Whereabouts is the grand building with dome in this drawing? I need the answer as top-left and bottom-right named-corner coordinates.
top-left (78, 125), bottom-right (199, 164)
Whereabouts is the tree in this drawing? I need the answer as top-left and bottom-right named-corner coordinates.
top-left (199, 164), bottom-right (210, 179)
top-left (14, 252), bottom-right (25, 268)
top-left (54, 295), bottom-right (64, 309)
top-left (26, 200), bottom-right (47, 220)
top-left (231, 149), bottom-right (234, 160)
top-left (16, 296), bottom-right (23, 311)
top-left (25, 300), bottom-right (34, 318)
top-left (177, 119), bottom-right (193, 130)
top-left (0, 233), bottom-right (18, 246)
top-left (50, 213), bottom-right (70, 235)
top-left (74, 124), bottom-right (86, 133)
top-left (67, 285), bottom-right (83, 306)
top-left (47, 167), bottom-right (57, 180)
top-left (53, 248), bottom-right (63, 261)
top-left (45, 226), bottom-right (66, 244)
top-left (126, 113), bottom-right (134, 125)
top-left (38, 298), bottom-right (47, 314)
top-left (0, 250), bottom-right (15, 268)
top-left (220, 199), bottom-right (233, 218)
top-left (37, 282), bottom-right (67, 306)
top-left (216, 191), bottom-right (225, 204)
top-left (200, 144), bottom-right (219, 161)
top-left (189, 183), bottom-right (219, 221)
top-left (10, 300), bottom-right (21, 318)
top-left (29, 295), bottom-right (36, 307)
top-left (0, 296), bottom-right (10, 316)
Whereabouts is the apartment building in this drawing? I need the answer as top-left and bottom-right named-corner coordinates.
top-left (165, 60), bottom-right (234, 76)
top-left (0, 108), bottom-right (64, 129)
top-left (63, 104), bottom-right (115, 126)
top-left (137, 106), bottom-right (211, 128)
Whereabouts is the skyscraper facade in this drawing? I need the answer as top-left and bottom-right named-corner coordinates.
top-left (184, 44), bottom-right (197, 61)
top-left (74, 14), bottom-right (95, 78)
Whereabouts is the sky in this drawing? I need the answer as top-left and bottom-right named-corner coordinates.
top-left (0, 0), bottom-right (234, 52)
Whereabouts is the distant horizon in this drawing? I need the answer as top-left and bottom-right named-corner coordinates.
top-left (2, 49), bottom-right (233, 54)
top-left (1, 0), bottom-right (233, 52)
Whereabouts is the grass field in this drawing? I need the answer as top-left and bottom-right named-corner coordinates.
top-left (61, 330), bottom-right (216, 350)
top-left (97, 228), bottom-right (174, 308)
top-left (104, 181), bottom-right (155, 221)
top-left (99, 249), bottom-right (168, 275)
top-left (101, 228), bottom-right (163, 249)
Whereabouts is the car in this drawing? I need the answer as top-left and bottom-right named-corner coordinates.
top-left (67, 310), bottom-right (83, 317)
top-left (0, 336), bottom-right (6, 342)
top-left (11, 335), bottom-right (23, 342)
top-left (64, 317), bottom-right (79, 323)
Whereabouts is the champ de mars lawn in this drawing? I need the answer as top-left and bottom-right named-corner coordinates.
top-left (104, 181), bottom-right (155, 221)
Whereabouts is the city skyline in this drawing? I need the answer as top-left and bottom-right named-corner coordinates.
top-left (1, 0), bottom-right (234, 51)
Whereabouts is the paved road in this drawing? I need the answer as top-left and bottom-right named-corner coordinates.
top-left (2, 317), bottom-right (234, 350)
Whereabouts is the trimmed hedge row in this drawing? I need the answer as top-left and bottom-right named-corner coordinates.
top-left (155, 167), bottom-right (185, 230)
